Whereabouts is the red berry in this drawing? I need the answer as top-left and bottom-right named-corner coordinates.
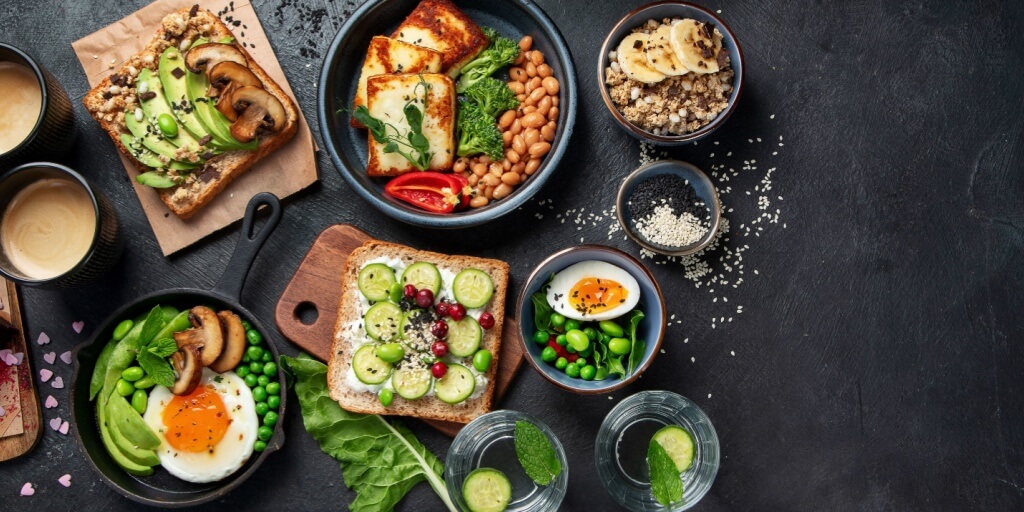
top-left (431, 341), bottom-right (449, 357)
top-left (416, 289), bottom-right (435, 308)
top-left (431, 361), bottom-right (447, 378)
top-left (449, 303), bottom-right (466, 321)
top-left (431, 320), bottom-right (449, 338)
top-left (478, 312), bottom-right (495, 329)
top-left (434, 302), bottom-right (451, 317)
top-left (403, 284), bottom-right (417, 298)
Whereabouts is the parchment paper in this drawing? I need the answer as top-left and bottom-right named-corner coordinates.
top-left (72, 0), bottom-right (318, 255)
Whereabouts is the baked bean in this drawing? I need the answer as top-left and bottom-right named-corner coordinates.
top-left (508, 81), bottom-right (525, 95)
top-left (469, 196), bottom-right (489, 208)
top-left (506, 149), bottom-right (520, 164)
top-left (519, 35), bottom-right (533, 52)
top-left (548, 106), bottom-right (559, 121)
top-left (510, 67), bottom-right (527, 83)
top-left (502, 131), bottom-right (513, 145)
top-left (536, 96), bottom-right (551, 116)
top-left (522, 112), bottom-right (546, 129)
top-left (501, 172), bottom-right (520, 186)
top-left (537, 64), bottom-right (553, 78)
top-left (529, 142), bottom-right (551, 158)
top-left (525, 158), bottom-right (541, 175)
top-left (527, 87), bottom-right (546, 106)
top-left (523, 105), bottom-right (537, 115)
top-left (516, 93), bottom-right (526, 102)
top-left (514, 53), bottom-right (526, 66)
top-left (525, 62), bottom-right (537, 78)
top-left (503, 159), bottom-right (512, 171)
top-left (492, 183), bottom-right (513, 200)
top-left (524, 128), bottom-right (540, 147)
top-left (489, 163), bottom-right (504, 176)
top-left (546, 120), bottom-right (557, 130)
top-left (512, 134), bottom-right (527, 155)
top-left (528, 77), bottom-right (542, 93)
top-left (510, 118), bottom-right (522, 135)
top-left (468, 174), bottom-right (479, 186)
top-left (486, 185), bottom-right (496, 198)
top-left (479, 154), bottom-right (492, 165)
top-left (499, 110), bottom-right (517, 129)
top-left (512, 162), bottom-right (526, 174)
top-left (542, 76), bottom-right (560, 95)
top-left (541, 124), bottom-right (556, 142)
top-left (472, 162), bottom-right (488, 176)
top-left (483, 174), bottom-right (501, 187)
top-left (453, 158), bottom-right (468, 173)
top-left (551, 96), bottom-right (559, 107)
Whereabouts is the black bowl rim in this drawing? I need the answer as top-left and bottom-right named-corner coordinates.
top-left (70, 287), bottom-right (288, 508)
top-left (0, 43), bottom-right (49, 159)
top-left (316, 0), bottom-right (579, 228)
top-left (596, 1), bottom-right (745, 146)
top-left (515, 244), bottom-right (667, 394)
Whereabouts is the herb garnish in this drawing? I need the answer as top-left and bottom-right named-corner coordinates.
top-left (351, 76), bottom-right (433, 170)
top-left (514, 420), bottom-right (562, 485)
top-left (648, 439), bottom-right (684, 506)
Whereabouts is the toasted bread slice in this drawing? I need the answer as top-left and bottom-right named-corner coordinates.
top-left (328, 240), bottom-right (509, 424)
top-left (365, 73), bottom-right (455, 176)
top-left (391, 0), bottom-right (488, 76)
top-left (352, 36), bottom-right (443, 128)
top-left (82, 7), bottom-right (299, 219)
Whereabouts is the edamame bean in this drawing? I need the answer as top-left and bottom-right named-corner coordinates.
top-left (555, 357), bottom-right (568, 370)
top-left (254, 440), bottom-right (267, 452)
top-left (121, 366), bottom-right (144, 382)
top-left (580, 365), bottom-right (596, 381)
top-left (247, 345), bottom-right (264, 361)
top-left (379, 388), bottom-right (394, 407)
top-left (257, 375), bottom-right (270, 387)
top-left (252, 386), bottom-right (268, 402)
top-left (264, 411), bottom-right (279, 428)
top-left (267, 395), bottom-right (281, 409)
top-left (257, 426), bottom-right (273, 441)
top-left (566, 329), bottom-right (590, 352)
top-left (600, 320), bottom-right (624, 338)
top-left (550, 313), bottom-right (566, 328)
top-left (263, 362), bottom-right (277, 376)
top-left (564, 319), bottom-right (581, 332)
top-left (255, 402), bottom-right (269, 416)
top-left (389, 282), bottom-right (404, 303)
top-left (131, 390), bottom-right (148, 414)
top-left (541, 346), bottom-right (557, 362)
top-left (266, 382), bottom-right (281, 396)
top-left (473, 350), bottom-right (492, 372)
top-left (157, 113), bottom-right (178, 137)
top-left (565, 363), bottom-right (580, 378)
top-left (609, 337), bottom-right (631, 355)
top-left (376, 343), bottom-right (405, 363)
top-left (115, 379), bottom-right (135, 397)
top-left (133, 376), bottom-right (156, 389)
top-left (246, 329), bottom-right (263, 345)
top-left (112, 319), bottom-right (134, 341)
top-left (533, 330), bottom-right (549, 344)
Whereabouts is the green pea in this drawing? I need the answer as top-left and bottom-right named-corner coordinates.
top-left (580, 365), bottom-right (596, 381)
top-left (253, 440), bottom-right (267, 452)
top-left (575, 357), bottom-right (587, 367)
top-left (241, 320), bottom-right (253, 331)
top-left (595, 367), bottom-right (609, 381)
top-left (600, 332), bottom-right (611, 344)
top-left (242, 354), bottom-right (251, 364)
top-left (121, 366), bottom-right (145, 382)
top-left (566, 343), bottom-right (577, 354)
top-left (264, 411), bottom-right (279, 428)
top-left (249, 361), bottom-right (264, 375)
top-left (599, 320), bottom-right (625, 338)
top-left (540, 346), bottom-right (557, 363)
top-left (246, 329), bottom-right (263, 345)
top-left (262, 351), bottom-right (273, 362)
top-left (236, 365), bottom-right (251, 378)
top-left (112, 319), bottom-right (134, 341)
top-left (566, 329), bottom-right (590, 352)
top-left (157, 113), bottom-right (178, 137)
top-left (257, 426), bottom-right (273, 442)
top-left (257, 375), bottom-right (271, 387)
top-left (267, 395), bottom-right (281, 409)
top-left (379, 388), bottom-right (394, 407)
top-left (263, 362), bottom-right (277, 376)
top-left (550, 313), bottom-right (566, 328)
top-left (244, 374), bottom-right (258, 388)
top-left (533, 330), bottom-right (549, 344)
top-left (609, 337), bottom-right (631, 355)
top-left (133, 376), bottom-right (156, 390)
top-left (555, 334), bottom-right (568, 346)
top-left (375, 343), bottom-right (405, 363)
top-left (252, 386), bottom-right (268, 402)
top-left (555, 357), bottom-right (568, 370)
top-left (473, 350), bottom-right (492, 372)
top-left (255, 402), bottom-right (269, 416)
top-left (579, 346), bottom-right (593, 358)
top-left (565, 363), bottom-right (580, 378)
top-left (266, 382), bottom-right (281, 396)
top-left (564, 319), bottom-right (581, 332)
top-left (388, 282), bottom-right (404, 303)
top-left (131, 390), bottom-right (148, 414)
top-left (247, 345), bottom-right (264, 361)
top-left (583, 327), bottom-right (598, 341)
top-left (115, 379), bottom-right (135, 397)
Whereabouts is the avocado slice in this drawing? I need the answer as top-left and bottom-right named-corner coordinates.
top-left (97, 395), bottom-right (155, 477)
top-left (123, 111), bottom-right (203, 168)
top-left (119, 134), bottom-right (197, 172)
top-left (107, 393), bottom-right (161, 451)
top-left (137, 68), bottom-right (206, 154)
top-left (106, 402), bottom-right (161, 467)
top-left (157, 47), bottom-right (217, 145)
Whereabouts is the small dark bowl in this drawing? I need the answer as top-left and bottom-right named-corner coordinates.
top-left (516, 245), bottom-right (666, 394)
top-left (318, 0), bottom-right (578, 228)
top-left (616, 159), bottom-right (721, 256)
top-left (0, 43), bottom-right (75, 169)
top-left (597, 2), bottom-right (743, 145)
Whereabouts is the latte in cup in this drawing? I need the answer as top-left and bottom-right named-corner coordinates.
top-left (0, 62), bottom-right (42, 154)
top-left (1, 179), bottom-right (96, 279)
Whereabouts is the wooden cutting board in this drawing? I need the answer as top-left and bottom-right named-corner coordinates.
top-left (0, 277), bottom-right (41, 462)
top-left (274, 224), bottom-right (524, 437)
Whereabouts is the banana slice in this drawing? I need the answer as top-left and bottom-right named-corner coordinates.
top-left (644, 25), bottom-right (687, 76)
top-left (617, 33), bottom-right (666, 84)
top-left (669, 19), bottom-right (723, 74)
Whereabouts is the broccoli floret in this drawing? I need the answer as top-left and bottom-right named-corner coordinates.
top-left (463, 77), bottom-right (520, 118)
top-left (481, 26), bottom-right (499, 43)
top-left (456, 100), bottom-right (504, 160)
top-left (457, 33), bottom-right (520, 93)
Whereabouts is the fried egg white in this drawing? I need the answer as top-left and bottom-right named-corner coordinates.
top-left (546, 260), bottom-right (642, 321)
top-left (143, 368), bottom-right (258, 483)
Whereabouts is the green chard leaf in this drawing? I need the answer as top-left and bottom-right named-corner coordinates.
top-left (147, 337), bottom-right (178, 358)
top-left (282, 355), bottom-right (456, 512)
top-left (137, 350), bottom-right (175, 388)
top-left (626, 309), bottom-right (646, 375)
top-left (531, 292), bottom-right (553, 331)
top-left (514, 420), bottom-right (561, 485)
top-left (648, 438), bottom-right (683, 506)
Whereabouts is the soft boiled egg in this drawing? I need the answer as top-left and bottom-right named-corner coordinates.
top-left (545, 260), bottom-right (641, 321)
top-left (143, 368), bottom-right (259, 483)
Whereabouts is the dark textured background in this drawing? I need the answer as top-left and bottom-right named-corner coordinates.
top-left (2, 0), bottom-right (1023, 510)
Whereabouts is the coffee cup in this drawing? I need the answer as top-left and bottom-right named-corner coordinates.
top-left (0, 44), bottom-right (75, 170)
top-left (0, 163), bottom-right (123, 288)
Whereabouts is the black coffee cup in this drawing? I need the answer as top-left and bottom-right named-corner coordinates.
top-left (0, 43), bottom-right (75, 170)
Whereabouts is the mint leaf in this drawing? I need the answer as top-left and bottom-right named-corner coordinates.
top-left (138, 350), bottom-right (174, 388)
top-left (626, 310), bottom-right (646, 375)
top-left (514, 420), bottom-right (561, 485)
top-left (531, 292), bottom-right (553, 331)
top-left (648, 439), bottom-right (683, 506)
top-left (134, 306), bottom-right (167, 351)
top-left (147, 337), bottom-right (177, 358)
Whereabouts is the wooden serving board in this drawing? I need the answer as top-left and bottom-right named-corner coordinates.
top-left (0, 277), bottom-right (41, 462)
top-left (274, 224), bottom-right (524, 437)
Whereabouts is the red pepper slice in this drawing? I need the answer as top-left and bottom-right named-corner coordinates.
top-left (546, 339), bottom-right (578, 363)
top-left (448, 173), bottom-right (471, 211)
top-left (384, 172), bottom-right (463, 213)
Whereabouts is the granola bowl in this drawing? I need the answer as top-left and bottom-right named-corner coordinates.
top-left (598, 2), bottom-right (743, 146)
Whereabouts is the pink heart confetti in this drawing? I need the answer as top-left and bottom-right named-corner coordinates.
top-left (49, 417), bottom-right (61, 431)
top-left (58, 421), bottom-right (69, 435)
top-left (51, 376), bottom-right (64, 389)
top-left (1, 352), bottom-right (15, 366)
top-left (0, 349), bottom-right (10, 360)
top-left (20, 483), bottom-right (34, 496)
top-left (12, 352), bottom-right (22, 365)
top-left (43, 352), bottom-right (56, 365)
top-left (44, 396), bottom-right (57, 409)
top-left (58, 474), bottom-right (71, 488)
top-left (37, 332), bottom-right (49, 345)
top-left (60, 351), bottom-right (72, 365)
top-left (39, 369), bottom-right (52, 383)
top-left (0, 405), bottom-right (5, 417)
top-left (72, 321), bottom-right (84, 334)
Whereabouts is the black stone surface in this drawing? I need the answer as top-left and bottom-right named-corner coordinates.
top-left (1, 0), bottom-right (1023, 510)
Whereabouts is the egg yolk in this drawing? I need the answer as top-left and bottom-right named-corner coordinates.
top-left (568, 277), bottom-right (629, 317)
top-left (162, 384), bottom-right (231, 453)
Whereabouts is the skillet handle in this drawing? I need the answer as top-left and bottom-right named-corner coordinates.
top-left (212, 193), bottom-right (283, 301)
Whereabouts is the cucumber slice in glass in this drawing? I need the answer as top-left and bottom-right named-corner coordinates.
top-left (462, 467), bottom-right (511, 512)
top-left (392, 366), bottom-right (432, 400)
top-left (445, 316), bottom-right (482, 357)
top-left (434, 363), bottom-right (475, 404)
top-left (652, 425), bottom-right (695, 472)
top-left (453, 269), bottom-right (494, 308)
top-left (401, 262), bottom-right (442, 295)
top-left (363, 302), bottom-right (403, 341)
top-left (352, 344), bottom-right (392, 385)
top-left (359, 263), bottom-right (397, 302)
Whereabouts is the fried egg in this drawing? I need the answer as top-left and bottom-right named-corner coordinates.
top-left (143, 368), bottom-right (258, 483)
top-left (546, 261), bottom-right (641, 321)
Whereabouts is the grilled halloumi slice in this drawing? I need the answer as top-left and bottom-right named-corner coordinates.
top-left (352, 36), bottom-right (443, 128)
top-left (365, 73), bottom-right (455, 176)
top-left (391, 0), bottom-right (488, 76)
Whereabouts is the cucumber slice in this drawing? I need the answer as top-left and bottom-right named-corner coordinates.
top-left (400, 308), bottom-right (431, 340)
top-left (352, 344), bottom-right (393, 385)
top-left (359, 263), bottom-right (398, 302)
top-left (435, 363), bottom-right (475, 404)
top-left (392, 366), bottom-right (432, 400)
top-left (453, 269), bottom-right (494, 308)
top-left (445, 316), bottom-right (482, 357)
top-left (463, 467), bottom-right (511, 512)
top-left (363, 302), bottom-right (403, 341)
top-left (652, 425), bottom-right (695, 472)
top-left (401, 262), bottom-right (442, 295)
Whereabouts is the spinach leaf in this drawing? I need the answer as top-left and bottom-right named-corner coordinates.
top-left (607, 354), bottom-right (626, 379)
top-left (648, 439), bottom-right (683, 506)
top-left (514, 420), bottom-right (561, 485)
top-left (283, 355), bottom-right (456, 512)
top-left (626, 310), bottom-right (646, 375)
top-left (531, 292), bottom-right (553, 331)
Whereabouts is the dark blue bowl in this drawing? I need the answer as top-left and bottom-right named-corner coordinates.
top-left (317, 0), bottom-right (578, 228)
top-left (517, 246), bottom-right (666, 394)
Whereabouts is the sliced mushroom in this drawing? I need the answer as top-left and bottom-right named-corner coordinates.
top-left (228, 86), bottom-right (286, 143)
top-left (184, 43), bottom-right (247, 76)
top-left (208, 311), bottom-right (246, 373)
top-left (208, 61), bottom-right (262, 96)
top-left (216, 87), bottom-right (240, 122)
top-left (173, 327), bottom-right (204, 349)
top-left (171, 344), bottom-right (203, 395)
top-left (172, 306), bottom-right (224, 367)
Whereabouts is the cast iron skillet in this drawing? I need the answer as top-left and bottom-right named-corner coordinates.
top-left (70, 193), bottom-right (286, 507)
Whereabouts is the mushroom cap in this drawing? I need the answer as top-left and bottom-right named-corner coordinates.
top-left (209, 61), bottom-right (262, 91)
top-left (171, 344), bottom-right (203, 395)
top-left (188, 306), bottom-right (224, 367)
top-left (208, 311), bottom-right (247, 373)
top-left (231, 86), bottom-right (287, 131)
top-left (184, 43), bottom-right (247, 75)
